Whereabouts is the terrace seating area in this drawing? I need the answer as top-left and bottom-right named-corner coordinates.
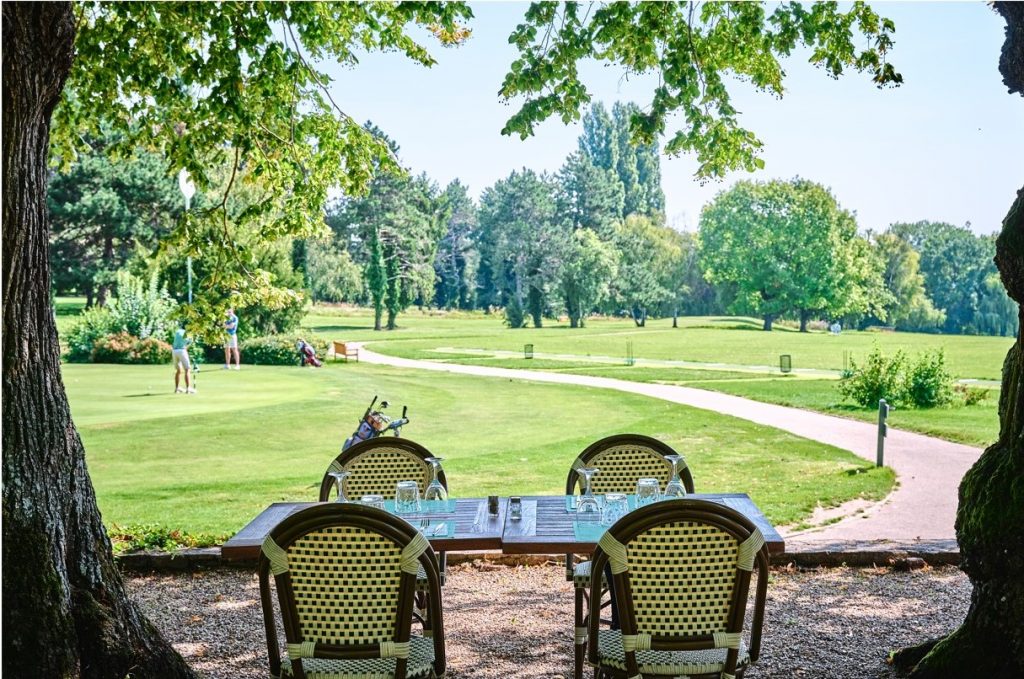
top-left (235, 434), bottom-right (780, 679)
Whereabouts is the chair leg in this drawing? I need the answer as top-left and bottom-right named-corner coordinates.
top-left (574, 584), bottom-right (586, 679)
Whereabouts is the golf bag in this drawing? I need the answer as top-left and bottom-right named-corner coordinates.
top-left (342, 395), bottom-right (409, 451)
top-left (296, 340), bottom-right (322, 368)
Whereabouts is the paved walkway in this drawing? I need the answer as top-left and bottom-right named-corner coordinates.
top-left (359, 346), bottom-right (984, 549)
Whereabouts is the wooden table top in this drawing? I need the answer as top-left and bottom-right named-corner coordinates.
top-left (221, 497), bottom-right (508, 562)
top-left (221, 493), bottom-right (784, 562)
top-left (501, 493), bottom-right (785, 555)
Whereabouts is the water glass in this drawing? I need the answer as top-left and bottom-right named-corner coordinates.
top-left (361, 494), bottom-right (385, 510)
top-left (602, 493), bottom-right (629, 527)
top-left (395, 481), bottom-right (421, 514)
top-left (635, 478), bottom-right (661, 507)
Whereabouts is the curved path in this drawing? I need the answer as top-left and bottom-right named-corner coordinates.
top-left (359, 345), bottom-right (983, 550)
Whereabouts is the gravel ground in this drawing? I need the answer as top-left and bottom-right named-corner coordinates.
top-left (129, 562), bottom-right (969, 679)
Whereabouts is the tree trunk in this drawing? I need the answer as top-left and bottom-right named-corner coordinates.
top-left (672, 307), bottom-right (678, 328)
top-left (96, 233), bottom-right (114, 306)
top-left (373, 305), bottom-right (383, 331)
top-left (897, 9), bottom-right (1024, 674)
top-left (762, 314), bottom-right (774, 331)
top-left (2, 4), bottom-right (196, 678)
top-left (386, 309), bottom-right (398, 330)
top-left (632, 306), bottom-right (646, 327)
top-left (799, 310), bottom-right (810, 332)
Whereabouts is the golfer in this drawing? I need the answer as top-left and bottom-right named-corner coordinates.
top-left (223, 307), bottom-right (240, 370)
top-left (172, 327), bottom-right (195, 394)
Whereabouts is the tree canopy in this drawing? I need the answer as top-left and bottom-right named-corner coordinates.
top-left (501, 1), bottom-right (901, 177)
top-left (699, 178), bottom-right (878, 330)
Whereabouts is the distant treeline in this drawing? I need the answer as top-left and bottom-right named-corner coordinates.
top-left (49, 104), bottom-right (1017, 337)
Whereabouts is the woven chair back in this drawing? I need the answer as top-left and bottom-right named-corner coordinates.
top-left (627, 519), bottom-right (740, 636)
top-left (566, 434), bottom-right (694, 496)
top-left (259, 503), bottom-right (443, 679)
top-left (588, 499), bottom-right (768, 675)
top-left (319, 437), bottom-right (447, 502)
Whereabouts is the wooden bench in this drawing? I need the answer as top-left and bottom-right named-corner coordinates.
top-left (332, 341), bottom-right (359, 362)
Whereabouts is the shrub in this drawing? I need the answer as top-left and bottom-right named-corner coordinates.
top-left (954, 384), bottom-right (990, 407)
top-left (109, 270), bottom-right (178, 340)
top-left (503, 299), bottom-right (527, 328)
top-left (91, 332), bottom-right (172, 364)
top-left (91, 332), bottom-right (138, 363)
top-left (240, 334), bottom-right (329, 365)
top-left (133, 336), bottom-right (173, 365)
top-left (65, 305), bottom-right (117, 362)
top-left (838, 345), bottom-right (907, 407)
top-left (903, 348), bottom-right (955, 407)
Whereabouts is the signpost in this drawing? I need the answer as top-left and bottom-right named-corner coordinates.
top-left (876, 399), bottom-right (891, 467)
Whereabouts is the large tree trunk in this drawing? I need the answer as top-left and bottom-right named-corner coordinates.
top-left (762, 314), bottom-right (774, 331)
top-left (896, 6), bottom-right (1024, 675)
top-left (1, 4), bottom-right (196, 678)
top-left (799, 309), bottom-right (810, 332)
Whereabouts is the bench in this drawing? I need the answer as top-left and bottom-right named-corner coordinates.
top-left (332, 341), bottom-right (359, 362)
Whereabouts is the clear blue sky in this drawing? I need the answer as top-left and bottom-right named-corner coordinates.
top-left (323, 1), bottom-right (1023, 236)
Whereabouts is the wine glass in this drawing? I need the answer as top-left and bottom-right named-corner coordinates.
top-left (328, 470), bottom-right (350, 503)
top-left (602, 493), bottom-right (629, 527)
top-left (395, 480), bottom-right (421, 514)
top-left (663, 455), bottom-right (688, 499)
top-left (635, 478), bottom-right (661, 507)
top-left (576, 467), bottom-right (601, 523)
top-left (424, 457), bottom-right (448, 508)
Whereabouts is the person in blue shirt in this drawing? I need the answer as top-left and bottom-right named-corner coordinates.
top-left (171, 326), bottom-right (195, 393)
top-left (223, 307), bottom-right (240, 370)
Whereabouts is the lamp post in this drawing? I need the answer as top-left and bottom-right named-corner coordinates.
top-left (177, 169), bottom-right (196, 304)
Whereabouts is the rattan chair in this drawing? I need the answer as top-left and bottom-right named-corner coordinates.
top-left (585, 499), bottom-right (769, 679)
top-left (319, 437), bottom-right (449, 592)
top-left (259, 502), bottom-right (446, 679)
top-left (318, 437), bottom-right (448, 504)
top-left (566, 434), bottom-right (695, 679)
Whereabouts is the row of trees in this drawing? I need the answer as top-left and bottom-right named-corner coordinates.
top-left (49, 122), bottom-right (1016, 339)
top-left (48, 114), bottom-right (1016, 339)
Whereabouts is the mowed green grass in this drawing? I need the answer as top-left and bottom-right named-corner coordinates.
top-left (425, 360), bottom-right (1000, 448)
top-left (302, 307), bottom-right (1011, 380)
top-left (65, 362), bottom-right (893, 536)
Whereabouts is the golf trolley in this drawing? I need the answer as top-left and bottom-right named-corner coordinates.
top-left (342, 395), bottom-right (409, 451)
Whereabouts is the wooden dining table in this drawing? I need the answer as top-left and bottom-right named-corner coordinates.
top-left (220, 493), bottom-right (784, 562)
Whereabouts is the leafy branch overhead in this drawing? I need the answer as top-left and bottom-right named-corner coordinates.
top-left (52, 1), bottom-right (473, 325)
top-left (500, 1), bottom-right (901, 178)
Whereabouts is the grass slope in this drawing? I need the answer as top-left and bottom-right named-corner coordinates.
top-left (302, 308), bottom-right (1011, 380)
top-left (66, 362), bottom-right (893, 536)
top-left (300, 309), bottom-right (1000, 447)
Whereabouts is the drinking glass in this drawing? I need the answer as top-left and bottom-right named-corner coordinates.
top-left (361, 494), bottom-right (385, 510)
top-left (395, 480), bottom-right (421, 514)
top-left (635, 478), bottom-right (661, 507)
top-left (663, 455), bottom-right (688, 499)
top-left (576, 467), bottom-right (601, 523)
top-left (327, 470), bottom-right (350, 503)
top-left (602, 493), bottom-right (629, 527)
top-left (423, 457), bottom-right (448, 507)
